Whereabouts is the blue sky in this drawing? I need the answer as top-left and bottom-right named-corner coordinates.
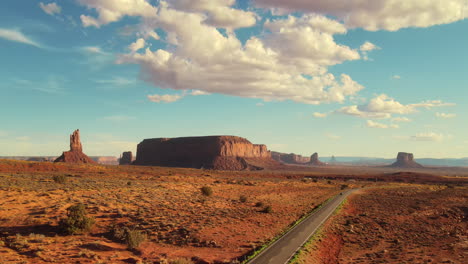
top-left (0, 0), bottom-right (467, 158)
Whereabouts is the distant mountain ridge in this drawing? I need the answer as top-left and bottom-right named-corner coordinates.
top-left (322, 156), bottom-right (468, 167)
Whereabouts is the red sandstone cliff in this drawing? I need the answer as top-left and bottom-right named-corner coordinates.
top-left (54, 130), bottom-right (96, 164)
top-left (134, 136), bottom-right (276, 170)
top-left (271, 151), bottom-right (310, 164)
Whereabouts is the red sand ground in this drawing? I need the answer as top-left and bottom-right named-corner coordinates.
top-left (299, 185), bottom-right (467, 264)
top-left (0, 160), bottom-right (350, 263)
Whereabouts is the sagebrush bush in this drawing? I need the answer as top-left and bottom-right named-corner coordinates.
top-left (200, 186), bottom-right (213, 197)
top-left (262, 205), bottom-right (272, 213)
top-left (239, 195), bottom-right (248, 203)
top-left (59, 203), bottom-right (95, 235)
top-left (255, 201), bottom-right (264, 207)
top-left (53, 175), bottom-right (67, 184)
top-left (111, 225), bottom-right (146, 250)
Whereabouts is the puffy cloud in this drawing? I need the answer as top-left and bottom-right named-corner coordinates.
top-left (392, 75), bottom-right (401, 80)
top-left (335, 105), bottom-right (391, 119)
top-left (39, 2), bottom-right (61, 15)
top-left (116, 5), bottom-right (363, 104)
top-left (360, 41), bottom-right (380, 52)
top-left (0, 28), bottom-right (41, 47)
top-left (78, 0), bottom-right (158, 27)
top-left (336, 94), bottom-right (454, 119)
top-left (147, 94), bottom-right (183, 103)
top-left (313, 112), bottom-right (328, 118)
top-left (254, 0), bottom-right (468, 31)
top-left (128, 38), bottom-right (145, 53)
top-left (436, 112), bottom-right (456, 119)
top-left (169, 0), bottom-right (256, 29)
top-left (366, 120), bottom-right (398, 129)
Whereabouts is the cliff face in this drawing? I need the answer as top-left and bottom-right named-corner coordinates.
top-left (54, 130), bottom-right (96, 164)
top-left (390, 152), bottom-right (423, 168)
top-left (134, 136), bottom-right (274, 170)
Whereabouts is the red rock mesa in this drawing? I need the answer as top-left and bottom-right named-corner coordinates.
top-left (119, 151), bottom-right (133, 165)
top-left (309, 152), bottom-right (326, 166)
top-left (134, 136), bottom-right (275, 170)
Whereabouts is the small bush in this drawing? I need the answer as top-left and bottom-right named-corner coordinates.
top-left (255, 201), bottom-right (264, 207)
top-left (59, 203), bottom-right (95, 235)
top-left (200, 186), bottom-right (213, 197)
top-left (53, 175), bottom-right (67, 184)
top-left (239, 195), bottom-right (248, 203)
top-left (262, 205), bottom-right (272, 213)
top-left (126, 181), bottom-right (132, 186)
top-left (111, 225), bottom-right (146, 250)
top-left (327, 180), bottom-right (332, 184)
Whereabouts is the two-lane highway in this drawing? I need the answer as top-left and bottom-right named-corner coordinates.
top-left (247, 189), bottom-right (357, 264)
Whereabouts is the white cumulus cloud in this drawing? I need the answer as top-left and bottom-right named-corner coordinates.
top-left (410, 132), bottom-right (445, 142)
top-left (39, 2), bottom-right (61, 15)
top-left (313, 112), bottom-right (328, 118)
top-left (254, 0), bottom-right (468, 31)
top-left (366, 120), bottom-right (398, 129)
top-left (391, 117), bottom-right (411, 123)
top-left (128, 38), bottom-right (146, 53)
top-left (336, 94), bottom-right (454, 119)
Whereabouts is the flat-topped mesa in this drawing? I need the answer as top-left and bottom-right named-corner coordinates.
top-left (309, 152), bottom-right (326, 166)
top-left (390, 152), bottom-right (423, 168)
top-left (119, 151), bottom-right (133, 165)
top-left (271, 151), bottom-right (310, 164)
top-left (134, 136), bottom-right (274, 170)
top-left (54, 129), bottom-right (96, 164)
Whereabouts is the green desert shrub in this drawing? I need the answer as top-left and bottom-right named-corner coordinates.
top-left (255, 201), bottom-right (264, 207)
top-left (200, 186), bottom-right (213, 197)
top-left (59, 203), bottom-right (95, 235)
top-left (111, 225), bottom-right (146, 250)
top-left (53, 175), bottom-right (67, 184)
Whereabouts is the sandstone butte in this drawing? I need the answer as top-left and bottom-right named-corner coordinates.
top-left (119, 151), bottom-right (133, 165)
top-left (390, 152), bottom-right (423, 168)
top-left (54, 129), bottom-right (96, 164)
top-left (309, 152), bottom-right (326, 166)
top-left (133, 136), bottom-right (277, 170)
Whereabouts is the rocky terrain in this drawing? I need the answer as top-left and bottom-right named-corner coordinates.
top-left (54, 130), bottom-right (96, 164)
top-left (298, 185), bottom-right (467, 264)
top-left (134, 136), bottom-right (276, 170)
top-left (390, 152), bottom-right (423, 168)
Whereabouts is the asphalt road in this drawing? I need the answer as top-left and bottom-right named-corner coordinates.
top-left (247, 189), bottom-right (357, 264)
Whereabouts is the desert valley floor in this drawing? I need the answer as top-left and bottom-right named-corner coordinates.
top-left (0, 159), bottom-right (466, 264)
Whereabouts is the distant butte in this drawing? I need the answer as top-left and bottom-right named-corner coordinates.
top-left (309, 152), bottom-right (326, 166)
top-left (54, 129), bottom-right (96, 164)
top-left (389, 152), bottom-right (423, 168)
top-left (133, 136), bottom-right (278, 170)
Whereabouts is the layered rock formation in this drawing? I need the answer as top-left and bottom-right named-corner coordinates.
top-left (271, 151), bottom-right (310, 164)
top-left (390, 152), bottom-right (423, 168)
top-left (134, 136), bottom-right (274, 170)
top-left (309, 152), bottom-right (326, 166)
top-left (119, 151), bottom-right (133, 165)
top-left (54, 130), bottom-right (96, 164)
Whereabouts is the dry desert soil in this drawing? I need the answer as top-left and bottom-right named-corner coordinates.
top-left (0, 159), bottom-right (466, 264)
